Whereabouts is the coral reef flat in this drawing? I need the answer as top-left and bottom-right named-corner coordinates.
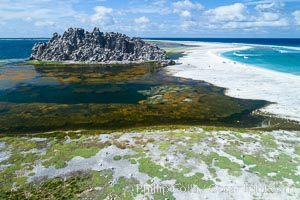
top-left (1, 126), bottom-right (300, 199)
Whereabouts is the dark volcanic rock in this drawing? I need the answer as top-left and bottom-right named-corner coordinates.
top-left (30, 27), bottom-right (172, 64)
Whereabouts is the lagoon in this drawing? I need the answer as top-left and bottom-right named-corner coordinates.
top-left (0, 40), bottom-right (268, 133)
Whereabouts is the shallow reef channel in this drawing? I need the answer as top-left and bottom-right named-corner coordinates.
top-left (0, 61), bottom-right (269, 133)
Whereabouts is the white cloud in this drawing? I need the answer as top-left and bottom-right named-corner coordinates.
top-left (173, 0), bottom-right (204, 18)
top-left (0, 0), bottom-right (77, 21)
top-left (255, 2), bottom-right (285, 11)
top-left (204, 3), bottom-right (247, 22)
top-left (34, 20), bottom-right (55, 27)
top-left (180, 20), bottom-right (197, 30)
top-left (134, 16), bottom-right (150, 31)
top-left (91, 6), bottom-right (114, 26)
top-left (202, 2), bottom-right (289, 30)
top-left (134, 16), bottom-right (150, 24)
top-left (173, 0), bottom-right (204, 11)
top-left (180, 10), bottom-right (191, 18)
top-left (0, 0), bottom-right (297, 37)
top-left (292, 10), bottom-right (300, 25)
top-left (247, 0), bottom-right (297, 6)
top-left (223, 18), bottom-right (289, 29)
top-left (172, 0), bottom-right (203, 31)
top-left (127, 0), bottom-right (171, 15)
top-left (0, 0), bottom-right (85, 33)
top-left (260, 12), bottom-right (280, 21)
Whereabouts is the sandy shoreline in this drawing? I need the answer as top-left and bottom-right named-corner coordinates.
top-left (166, 41), bottom-right (300, 123)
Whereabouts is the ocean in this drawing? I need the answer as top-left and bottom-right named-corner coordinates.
top-left (148, 38), bottom-right (300, 76)
top-left (222, 44), bottom-right (300, 76)
top-left (1, 38), bottom-right (300, 75)
top-left (0, 39), bottom-right (47, 65)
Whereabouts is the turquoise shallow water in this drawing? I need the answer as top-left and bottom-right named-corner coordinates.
top-left (150, 38), bottom-right (300, 76)
top-left (222, 45), bottom-right (300, 76)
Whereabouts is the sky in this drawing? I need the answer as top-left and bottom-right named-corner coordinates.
top-left (0, 0), bottom-right (300, 38)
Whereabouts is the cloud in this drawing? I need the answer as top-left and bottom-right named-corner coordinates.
top-left (173, 0), bottom-right (204, 18)
top-left (134, 16), bottom-right (150, 24)
top-left (134, 16), bottom-right (150, 30)
top-left (204, 3), bottom-right (247, 22)
top-left (180, 10), bottom-right (191, 18)
top-left (0, 0), bottom-right (85, 33)
top-left (34, 20), bottom-right (55, 27)
top-left (127, 0), bottom-right (171, 15)
top-left (255, 2), bottom-right (285, 11)
top-left (292, 10), bottom-right (300, 25)
top-left (173, 0), bottom-right (204, 11)
top-left (91, 6), bottom-right (114, 26)
top-left (171, 0), bottom-right (203, 31)
top-left (202, 2), bottom-right (289, 30)
top-left (246, 0), bottom-right (297, 5)
top-left (0, 0), bottom-right (298, 37)
top-left (259, 12), bottom-right (280, 21)
top-left (0, 0), bottom-right (77, 22)
top-left (253, 2), bottom-right (284, 22)
top-left (223, 18), bottom-right (289, 29)
top-left (180, 20), bottom-right (198, 30)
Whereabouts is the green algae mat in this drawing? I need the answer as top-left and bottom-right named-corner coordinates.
top-left (1, 127), bottom-right (300, 199)
top-left (0, 63), bottom-right (267, 133)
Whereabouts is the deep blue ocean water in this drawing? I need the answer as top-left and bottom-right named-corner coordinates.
top-left (0, 39), bottom-right (47, 65)
top-left (1, 38), bottom-right (300, 75)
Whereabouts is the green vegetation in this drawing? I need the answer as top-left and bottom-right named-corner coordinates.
top-left (243, 153), bottom-right (300, 183)
top-left (295, 147), bottom-right (300, 155)
top-left (138, 157), bottom-right (214, 190)
top-left (1, 170), bottom-right (114, 200)
top-left (189, 152), bottom-right (243, 177)
top-left (213, 154), bottom-right (242, 177)
top-left (25, 60), bottom-right (67, 65)
top-left (153, 191), bottom-right (176, 200)
top-left (0, 137), bottom-right (49, 191)
top-left (113, 155), bottom-right (122, 161)
top-left (166, 51), bottom-right (174, 56)
top-left (94, 177), bottom-right (139, 200)
top-left (41, 138), bottom-right (102, 169)
top-left (158, 141), bottom-right (171, 151)
top-left (1, 126), bottom-right (299, 199)
top-left (24, 60), bottom-right (161, 66)
top-left (260, 133), bottom-right (277, 149)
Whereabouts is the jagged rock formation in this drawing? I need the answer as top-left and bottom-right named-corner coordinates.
top-left (30, 27), bottom-right (172, 64)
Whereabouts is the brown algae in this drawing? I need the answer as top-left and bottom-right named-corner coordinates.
top-left (0, 62), bottom-right (267, 133)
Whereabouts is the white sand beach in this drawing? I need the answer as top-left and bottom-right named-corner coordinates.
top-left (166, 42), bottom-right (300, 123)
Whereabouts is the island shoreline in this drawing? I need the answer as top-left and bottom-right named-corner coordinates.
top-left (163, 40), bottom-right (300, 123)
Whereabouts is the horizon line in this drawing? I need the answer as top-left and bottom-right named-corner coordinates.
top-left (1, 37), bottom-right (300, 39)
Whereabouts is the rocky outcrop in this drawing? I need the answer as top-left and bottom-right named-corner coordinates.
top-left (30, 27), bottom-right (173, 64)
